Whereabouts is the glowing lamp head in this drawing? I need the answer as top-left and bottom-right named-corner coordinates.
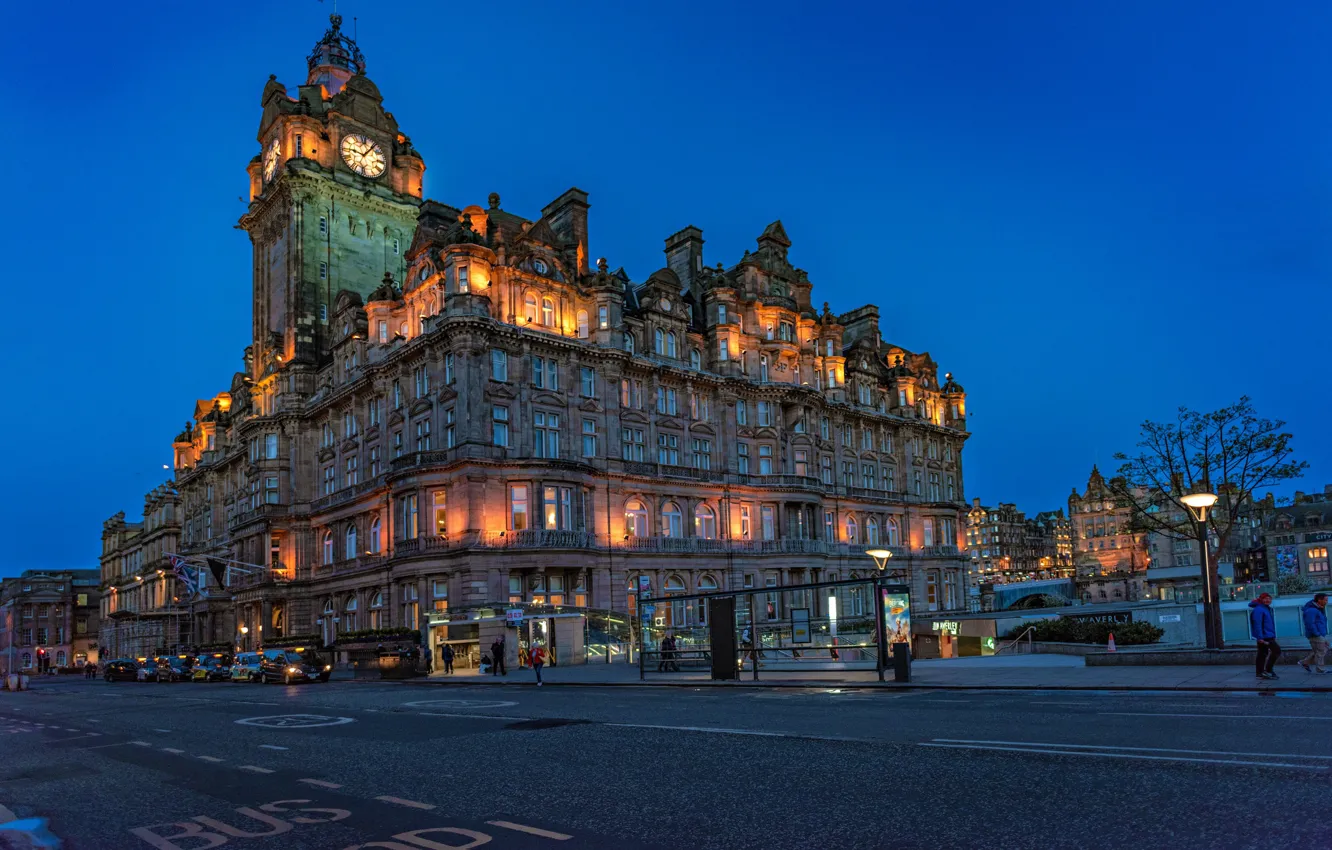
top-left (1181, 492), bottom-right (1219, 521)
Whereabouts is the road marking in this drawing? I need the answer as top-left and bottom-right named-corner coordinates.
top-left (375, 796), bottom-right (435, 810)
top-left (129, 741), bottom-right (152, 747)
top-left (1102, 712), bottom-right (1332, 721)
top-left (402, 699), bottom-right (518, 710)
top-left (931, 739), bottom-right (1332, 760)
top-left (486, 820), bottom-right (573, 840)
top-left (197, 756), bottom-right (224, 763)
top-left (918, 742), bottom-right (1328, 770)
top-left (86, 719), bottom-right (101, 723)
top-left (161, 748), bottom-right (185, 754)
top-left (235, 714), bottom-right (355, 729)
top-left (1030, 702), bottom-right (1094, 707)
top-left (299, 779), bottom-right (342, 789)
top-left (238, 765), bottom-right (274, 774)
top-left (605, 722), bottom-right (872, 742)
top-left (154, 728), bottom-right (172, 733)
top-left (259, 745), bottom-right (288, 750)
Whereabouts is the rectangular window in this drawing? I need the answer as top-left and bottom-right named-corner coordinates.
top-left (580, 367), bottom-right (595, 398)
top-left (433, 490), bottom-right (447, 537)
top-left (294, 134), bottom-right (303, 158)
top-left (444, 408), bottom-right (455, 449)
top-left (264, 476), bottom-right (279, 504)
top-left (598, 305), bottom-right (609, 329)
top-left (368, 397), bottom-right (380, 427)
top-left (392, 430), bottom-right (403, 458)
top-left (369, 446), bottom-right (381, 477)
top-left (532, 355), bottom-right (558, 390)
top-left (543, 486), bottom-right (574, 531)
top-left (264, 433), bottom-right (279, 459)
top-left (413, 366), bottom-right (430, 398)
top-left (717, 304), bottom-right (726, 324)
top-left (758, 444), bottom-right (773, 475)
top-left (820, 456), bottom-right (833, 485)
top-left (657, 433), bottom-right (679, 465)
top-left (399, 493), bottom-right (419, 539)
top-left (319, 262), bottom-right (327, 280)
top-left (691, 438), bottom-right (712, 471)
top-left (740, 504), bottom-right (752, 540)
top-left (445, 353), bottom-right (455, 385)
top-left (415, 419), bottom-right (431, 451)
top-left (736, 400), bottom-right (748, 426)
top-left (718, 338), bottom-right (728, 361)
top-left (491, 349), bottom-right (508, 382)
top-left (534, 411), bottom-right (560, 459)
top-left (923, 517), bottom-right (936, 547)
top-left (621, 427), bottom-right (644, 461)
top-left (322, 466), bottom-right (335, 495)
top-left (737, 443), bottom-right (750, 474)
top-left (794, 449), bottom-right (808, 477)
top-left (345, 456), bottom-right (359, 487)
top-left (843, 462), bottom-right (855, 488)
top-left (392, 380), bottom-right (402, 410)
top-left (319, 215), bottom-right (327, 236)
top-left (378, 320), bottom-right (388, 344)
top-left (761, 506), bottom-right (775, 541)
top-left (657, 388), bottom-right (678, 415)
top-left (392, 237), bottom-right (400, 256)
top-left (492, 405), bottom-right (510, 447)
top-left (862, 464), bottom-right (875, 489)
top-left (582, 419), bottom-right (598, 458)
top-left (757, 401), bottom-right (772, 427)
top-left (510, 485), bottom-right (529, 531)
top-left (824, 510), bottom-right (835, 542)
top-left (457, 265), bottom-right (469, 292)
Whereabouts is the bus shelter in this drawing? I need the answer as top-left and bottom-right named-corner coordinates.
top-left (636, 576), bottom-right (910, 682)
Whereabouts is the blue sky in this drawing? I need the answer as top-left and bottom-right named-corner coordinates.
top-left (4, 1), bottom-right (1329, 575)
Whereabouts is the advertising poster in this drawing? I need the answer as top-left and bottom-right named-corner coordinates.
top-left (791, 609), bottom-right (811, 644)
top-left (1275, 546), bottom-right (1299, 578)
top-left (881, 589), bottom-right (911, 656)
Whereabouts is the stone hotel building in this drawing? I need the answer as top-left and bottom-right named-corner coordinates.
top-left (99, 16), bottom-right (972, 662)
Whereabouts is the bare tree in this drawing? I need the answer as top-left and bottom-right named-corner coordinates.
top-left (1111, 397), bottom-right (1307, 648)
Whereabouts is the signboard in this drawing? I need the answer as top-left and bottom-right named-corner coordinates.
top-left (1275, 545), bottom-right (1300, 577)
top-left (1307, 532), bottom-right (1332, 544)
top-left (504, 608), bottom-right (524, 625)
top-left (791, 609), bottom-right (811, 644)
top-left (1158, 614), bottom-right (1182, 623)
top-left (1064, 611), bottom-right (1131, 625)
top-left (638, 576), bottom-right (652, 593)
top-left (932, 620), bottom-right (960, 635)
top-left (880, 588), bottom-right (911, 658)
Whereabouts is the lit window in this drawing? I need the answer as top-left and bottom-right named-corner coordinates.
top-left (510, 485), bottom-right (529, 531)
top-left (577, 310), bottom-right (589, 339)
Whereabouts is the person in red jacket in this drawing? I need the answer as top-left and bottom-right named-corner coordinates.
top-left (530, 643), bottom-right (546, 686)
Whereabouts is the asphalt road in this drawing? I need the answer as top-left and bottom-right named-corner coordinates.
top-left (2, 676), bottom-right (1330, 850)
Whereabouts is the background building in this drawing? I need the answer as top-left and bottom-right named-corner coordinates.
top-left (0, 570), bottom-right (100, 673)
top-left (98, 484), bottom-right (183, 660)
top-left (1068, 466), bottom-right (1148, 577)
top-left (966, 500), bottom-right (1073, 583)
top-left (98, 16), bottom-right (973, 666)
top-left (1264, 484), bottom-right (1332, 589)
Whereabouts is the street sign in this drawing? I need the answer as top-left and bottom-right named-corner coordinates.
top-left (643, 605), bottom-right (656, 615)
top-left (638, 575), bottom-right (651, 593)
top-left (505, 608), bottom-right (524, 625)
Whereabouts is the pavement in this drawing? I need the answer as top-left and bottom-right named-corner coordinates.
top-left (426, 653), bottom-right (1332, 692)
top-left (3, 675), bottom-right (1331, 849)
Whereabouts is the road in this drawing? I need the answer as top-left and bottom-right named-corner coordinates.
top-left (1, 676), bottom-right (1328, 849)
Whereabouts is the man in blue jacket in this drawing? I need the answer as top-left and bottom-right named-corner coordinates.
top-left (1298, 593), bottom-right (1328, 674)
top-left (1249, 592), bottom-right (1280, 680)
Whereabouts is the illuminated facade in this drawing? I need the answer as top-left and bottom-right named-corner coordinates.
top-left (965, 500), bottom-right (1073, 582)
top-left (99, 16), bottom-right (972, 662)
top-left (0, 570), bottom-right (100, 674)
top-left (1068, 466), bottom-right (1148, 577)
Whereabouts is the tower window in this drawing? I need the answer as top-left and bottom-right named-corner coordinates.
top-left (319, 261), bottom-right (327, 279)
top-left (295, 134), bottom-right (303, 158)
top-left (319, 304), bottom-right (328, 322)
top-left (393, 238), bottom-right (400, 255)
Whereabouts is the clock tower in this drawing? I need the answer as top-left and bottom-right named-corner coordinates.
top-left (239, 14), bottom-right (425, 382)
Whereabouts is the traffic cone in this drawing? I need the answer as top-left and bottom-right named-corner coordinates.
top-left (1107, 633), bottom-right (1117, 652)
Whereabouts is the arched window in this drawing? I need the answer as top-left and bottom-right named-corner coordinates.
top-left (426, 296), bottom-right (437, 317)
top-left (541, 296), bottom-right (555, 327)
top-left (345, 595), bottom-right (358, 612)
top-left (666, 332), bottom-right (678, 358)
top-left (322, 530), bottom-right (334, 565)
top-left (524, 292), bottom-right (538, 324)
top-left (664, 575), bottom-right (686, 593)
top-left (343, 594), bottom-right (358, 632)
top-left (661, 502), bottom-right (683, 538)
top-left (345, 524), bottom-right (358, 559)
top-left (846, 515), bottom-right (859, 544)
top-left (698, 574), bottom-right (719, 591)
top-left (654, 328), bottom-right (665, 355)
top-left (689, 349), bottom-right (701, 370)
top-left (759, 355), bottom-right (769, 382)
top-left (624, 332), bottom-right (635, 354)
top-left (322, 598), bottom-right (335, 616)
top-left (577, 310), bottom-right (589, 339)
top-left (886, 517), bottom-right (900, 546)
top-left (370, 591), bottom-right (383, 608)
top-left (625, 499), bottom-right (648, 538)
top-left (369, 590), bottom-right (384, 629)
top-left (695, 505), bottom-right (717, 539)
top-left (865, 517), bottom-right (880, 546)
top-left (369, 515), bottom-right (382, 553)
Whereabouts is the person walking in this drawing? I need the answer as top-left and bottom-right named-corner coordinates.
top-left (441, 643), bottom-right (455, 675)
top-left (531, 643), bottom-right (546, 686)
top-left (1298, 593), bottom-right (1328, 674)
top-left (1249, 592), bottom-right (1280, 680)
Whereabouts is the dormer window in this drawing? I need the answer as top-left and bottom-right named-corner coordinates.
top-left (457, 265), bottom-right (469, 293)
top-left (533, 258), bottom-right (549, 275)
top-left (418, 265), bottom-right (430, 282)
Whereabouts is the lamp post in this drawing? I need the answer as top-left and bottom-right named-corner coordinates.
top-left (866, 548), bottom-right (896, 576)
top-left (1180, 492), bottom-right (1221, 649)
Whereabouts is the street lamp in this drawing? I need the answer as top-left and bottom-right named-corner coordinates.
top-left (866, 549), bottom-right (894, 572)
top-left (1180, 492), bottom-right (1221, 649)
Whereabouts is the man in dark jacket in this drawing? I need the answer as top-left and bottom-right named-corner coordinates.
top-left (1249, 592), bottom-right (1280, 679)
top-left (1299, 593), bottom-right (1328, 674)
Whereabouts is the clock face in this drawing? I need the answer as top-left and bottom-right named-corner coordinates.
top-left (660, 297), bottom-right (671, 312)
top-left (340, 133), bottom-right (386, 178)
top-left (262, 139), bottom-right (280, 182)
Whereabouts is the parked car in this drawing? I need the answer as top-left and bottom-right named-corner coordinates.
top-left (136, 660), bottom-right (160, 682)
top-left (102, 659), bottom-right (139, 682)
top-left (259, 648), bottom-right (322, 685)
top-left (229, 652), bottom-right (262, 682)
top-left (191, 659), bottom-right (231, 682)
top-left (157, 656), bottom-right (194, 683)
top-left (294, 647), bottom-right (333, 683)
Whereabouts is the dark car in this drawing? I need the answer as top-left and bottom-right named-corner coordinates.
top-left (157, 657), bottom-right (194, 683)
top-left (136, 660), bottom-right (160, 682)
top-left (259, 649), bottom-right (320, 685)
top-left (102, 659), bottom-right (139, 682)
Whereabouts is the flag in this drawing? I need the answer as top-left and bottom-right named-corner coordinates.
top-left (167, 554), bottom-right (198, 596)
top-left (206, 558), bottom-right (228, 589)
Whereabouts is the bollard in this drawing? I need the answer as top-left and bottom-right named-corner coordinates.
top-left (891, 642), bottom-right (912, 683)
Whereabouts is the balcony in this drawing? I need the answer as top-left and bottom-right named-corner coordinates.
top-left (392, 536), bottom-right (457, 558)
top-left (230, 569), bottom-right (294, 590)
top-left (730, 473), bottom-right (824, 491)
top-left (757, 293), bottom-right (797, 311)
top-left (920, 545), bottom-right (961, 558)
top-left (328, 554), bottom-right (389, 577)
top-left (390, 444), bottom-right (506, 473)
top-left (478, 530), bottom-right (600, 550)
top-left (227, 503), bottom-right (289, 531)
top-left (312, 475), bottom-right (387, 513)
top-left (616, 536), bottom-right (733, 554)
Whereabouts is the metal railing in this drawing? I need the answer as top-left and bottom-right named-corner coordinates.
top-left (995, 626), bottom-right (1035, 655)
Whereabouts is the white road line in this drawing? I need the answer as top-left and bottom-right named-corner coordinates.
top-left (486, 820), bottom-right (573, 841)
top-left (86, 719), bottom-right (101, 723)
top-left (153, 728), bottom-right (172, 733)
top-left (238, 765), bottom-right (274, 774)
top-left (416, 711), bottom-right (536, 721)
top-left (129, 741), bottom-right (152, 747)
top-left (197, 756), bottom-right (224, 763)
top-left (605, 722), bottom-right (871, 742)
top-left (161, 748), bottom-right (185, 754)
top-left (1030, 702), bottom-right (1094, 706)
top-left (918, 742), bottom-right (1327, 770)
top-left (1102, 712), bottom-right (1332, 721)
top-left (259, 745), bottom-right (288, 750)
top-left (932, 739), bottom-right (1332, 760)
top-left (375, 796), bottom-right (435, 810)
top-left (299, 779), bottom-right (342, 789)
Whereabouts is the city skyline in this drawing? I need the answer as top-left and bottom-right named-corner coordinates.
top-left (5, 0), bottom-right (1330, 575)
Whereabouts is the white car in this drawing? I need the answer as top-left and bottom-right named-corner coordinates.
top-left (229, 652), bottom-right (262, 682)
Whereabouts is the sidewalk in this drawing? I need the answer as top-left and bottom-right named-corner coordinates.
top-left (411, 654), bottom-right (1332, 692)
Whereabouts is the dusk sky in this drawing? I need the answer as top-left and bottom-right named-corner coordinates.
top-left (5, 1), bottom-right (1329, 576)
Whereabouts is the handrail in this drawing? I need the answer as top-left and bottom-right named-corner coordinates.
top-left (995, 626), bottom-right (1035, 656)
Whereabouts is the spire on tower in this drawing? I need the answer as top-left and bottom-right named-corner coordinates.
top-left (306, 12), bottom-right (365, 96)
